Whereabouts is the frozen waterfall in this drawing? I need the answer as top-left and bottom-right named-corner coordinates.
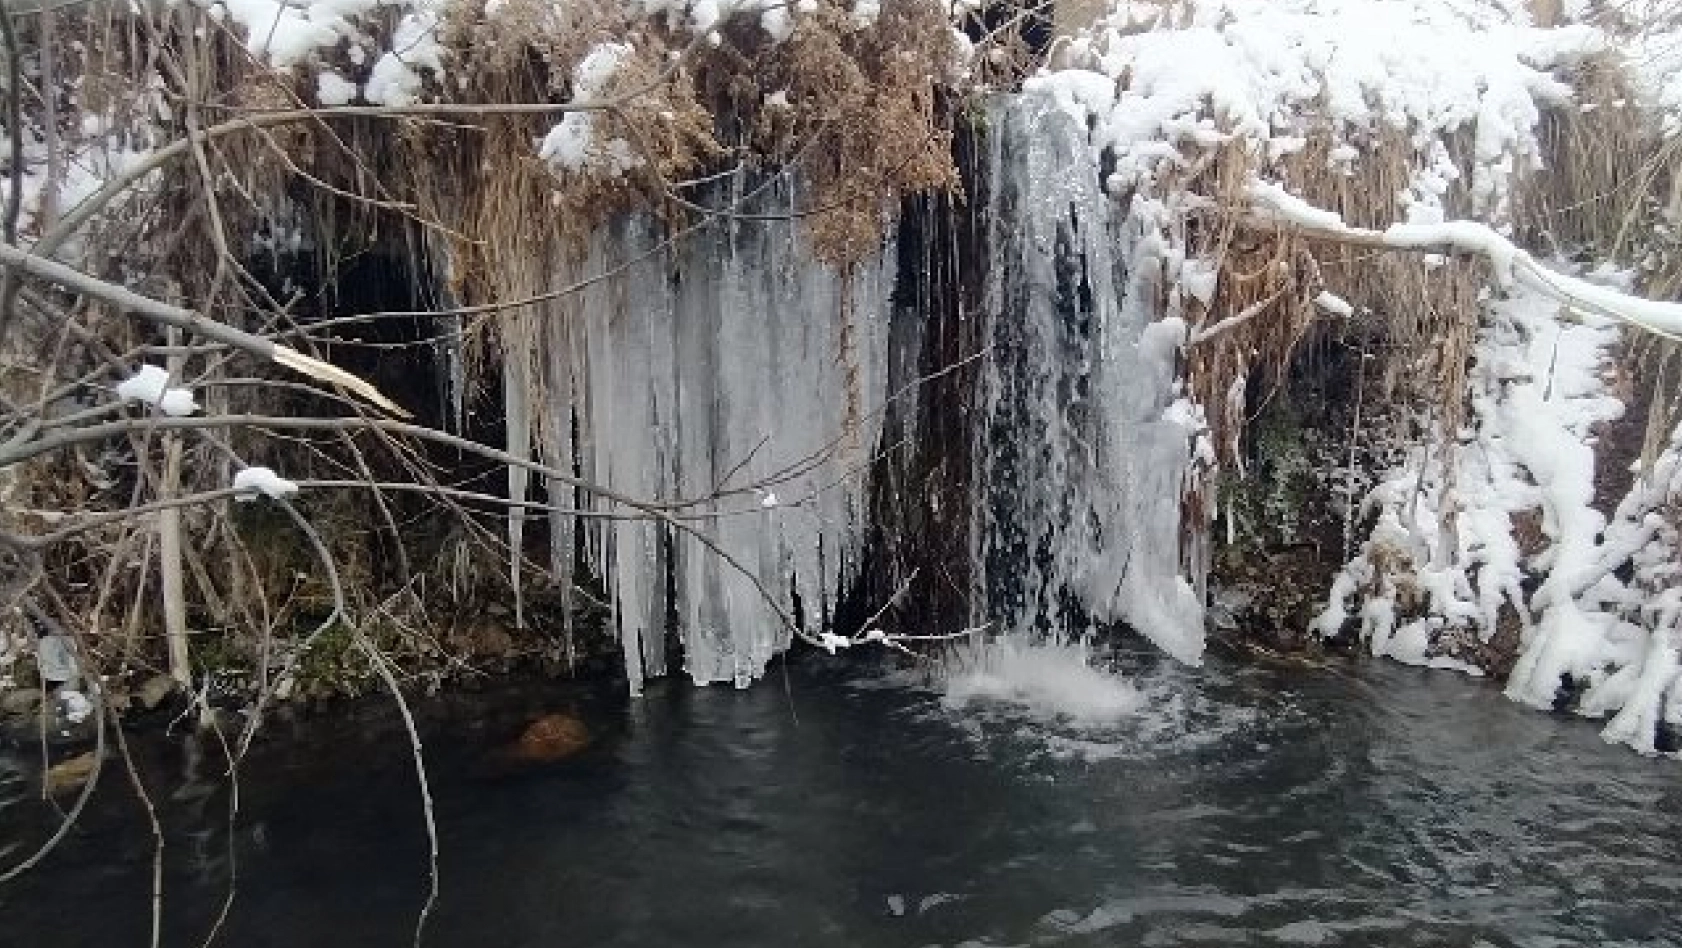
top-left (511, 91), bottom-right (1204, 691)
top-left (520, 176), bottom-right (891, 693)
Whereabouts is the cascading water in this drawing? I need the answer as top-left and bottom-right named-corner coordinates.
top-left (972, 93), bottom-right (1205, 664)
top-left (513, 90), bottom-right (1206, 691)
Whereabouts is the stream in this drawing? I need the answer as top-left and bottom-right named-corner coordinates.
top-left (1, 646), bottom-right (1679, 947)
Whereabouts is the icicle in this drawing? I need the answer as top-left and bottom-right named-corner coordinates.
top-left (420, 232), bottom-right (468, 434)
top-left (438, 315), bottom-right (466, 434)
top-left (503, 312), bottom-right (533, 631)
top-left (538, 302), bottom-right (579, 670)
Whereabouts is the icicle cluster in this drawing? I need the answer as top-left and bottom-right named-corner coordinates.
top-left (514, 177), bottom-right (890, 692)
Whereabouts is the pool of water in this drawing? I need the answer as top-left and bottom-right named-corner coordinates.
top-left (1, 645), bottom-right (1678, 947)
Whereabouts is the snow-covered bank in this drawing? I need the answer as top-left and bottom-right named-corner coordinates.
top-left (1315, 271), bottom-right (1682, 755)
top-left (17, 0), bottom-right (1682, 719)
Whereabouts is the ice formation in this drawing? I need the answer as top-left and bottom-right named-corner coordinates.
top-left (503, 93), bottom-right (1207, 691)
top-left (50, 0), bottom-right (1682, 723)
top-left (516, 176), bottom-right (891, 692)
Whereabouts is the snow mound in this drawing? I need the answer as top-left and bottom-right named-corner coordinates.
top-left (1319, 272), bottom-right (1682, 756)
top-left (233, 466), bottom-right (301, 500)
top-left (116, 365), bottom-right (198, 416)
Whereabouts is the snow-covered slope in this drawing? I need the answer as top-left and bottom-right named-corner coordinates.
top-left (1316, 269), bottom-right (1681, 755)
top-left (1032, 0), bottom-right (1604, 223)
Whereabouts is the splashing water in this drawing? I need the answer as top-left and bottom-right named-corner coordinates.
top-left (875, 634), bottom-right (1262, 762)
top-left (938, 636), bottom-right (1146, 723)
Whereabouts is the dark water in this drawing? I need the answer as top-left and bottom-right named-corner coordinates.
top-left (2, 651), bottom-right (1679, 948)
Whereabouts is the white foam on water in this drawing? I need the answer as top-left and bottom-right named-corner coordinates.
top-left (939, 636), bottom-right (1147, 724)
top-left (870, 634), bottom-right (1262, 762)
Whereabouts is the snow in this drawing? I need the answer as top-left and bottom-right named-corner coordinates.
top-left (627, 0), bottom-right (821, 35)
top-left (210, 0), bottom-right (356, 67)
top-left (233, 466), bottom-right (302, 500)
top-left (116, 365), bottom-right (198, 416)
top-left (1248, 181), bottom-right (1682, 341)
top-left (58, 689), bottom-right (93, 724)
top-left (116, 365), bottom-right (170, 404)
top-left (538, 43), bottom-right (641, 175)
top-left (317, 71), bottom-right (359, 106)
top-left (200, 0), bottom-right (444, 101)
top-left (1313, 291), bottom-right (1354, 317)
top-left (1620, 10), bottom-right (1682, 134)
top-left (1318, 268), bottom-right (1682, 755)
top-left (363, 8), bottom-right (446, 106)
top-left (817, 632), bottom-right (852, 654)
top-left (1179, 258), bottom-right (1219, 307)
top-left (12, 118), bottom-right (159, 247)
top-left (156, 389), bottom-right (200, 416)
top-left (1032, 0), bottom-right (1603, 222)
top-left (759, 5), bottom-right (794, 41)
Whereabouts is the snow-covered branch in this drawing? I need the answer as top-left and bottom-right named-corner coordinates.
top-left (1244, 180), bottom-right (1682, 342)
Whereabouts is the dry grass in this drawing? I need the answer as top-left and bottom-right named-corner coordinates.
top-left (1171, 123), bottom-right (1488, 479)
top-left (1156, 32), bottom-right (1682, 638)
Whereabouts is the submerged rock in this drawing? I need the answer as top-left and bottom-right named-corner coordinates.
top-left (508, 714), bottom-right (591, 763)
top-left (478, 713), bottom-right (593, 777)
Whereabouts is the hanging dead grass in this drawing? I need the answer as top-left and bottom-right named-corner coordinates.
top-left (1514, 52), bottom-right (1662, 262)
top-left (1156, 114), bottom-right (1498, 583)
top-left (1171, 123), bottom-right (1488, 475)
top-left (409, 0), bottom-right (957, 268)
top-left (732, 0), bottom-right (960, 262)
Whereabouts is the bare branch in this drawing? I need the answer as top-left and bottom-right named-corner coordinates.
top-left (0, 0), bottom-right (27, 343)
top-left (0, 243), bottom-right (406, 413)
